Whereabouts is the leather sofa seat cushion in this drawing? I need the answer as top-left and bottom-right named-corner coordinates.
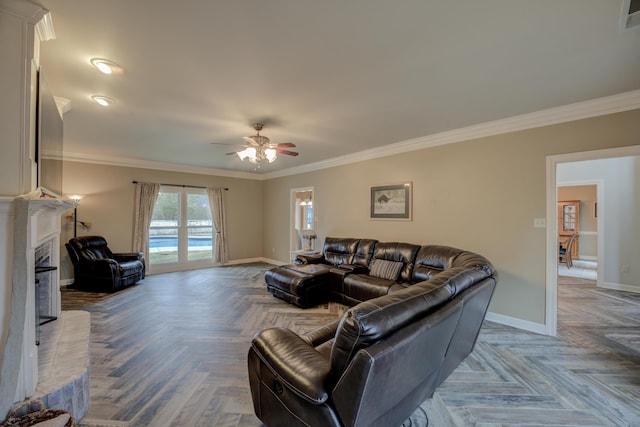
top-left (343, 274), bottom-right (394, 302)
top-left (330, 283), bottom-right (452, 375)
top-left (267, 264), bottom-right (330, 294)
top-left (284, 264), bottom-right (331, 276)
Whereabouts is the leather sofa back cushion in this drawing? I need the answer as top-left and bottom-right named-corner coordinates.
top-left (369, 259), bottom-right (403, 280)
top-left (372, 242), bottom-right (420, 282)
top-left (352, 239), bottom-right (378, 267)
top-left (330, 283), bottom-right (451, 375)
top-left (412, 245), bottom-right (464, 282)
top-left (424, 266), bottom-right (492, 298)
top-left (323, 237), bottom-right (360, 265)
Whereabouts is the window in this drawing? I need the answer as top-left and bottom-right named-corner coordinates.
top-left (622, 0), bottom-right (640, 30)
top-left (149, 186), bottom-right (213, 269)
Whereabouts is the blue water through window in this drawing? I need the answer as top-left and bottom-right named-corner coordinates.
top-left (149, 236), bottom-right (212, 249)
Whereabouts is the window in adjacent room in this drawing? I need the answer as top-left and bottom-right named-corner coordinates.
top-left (622, 0), bottom-right (640, 30)
top-left (148, 186), bottom-right (213, 269)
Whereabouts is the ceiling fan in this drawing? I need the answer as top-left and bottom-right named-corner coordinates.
top-left (219, 123), bottom-right (298, 164)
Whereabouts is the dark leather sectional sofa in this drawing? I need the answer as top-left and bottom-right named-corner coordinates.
top-left (249, 237), bottom-right (498, 427)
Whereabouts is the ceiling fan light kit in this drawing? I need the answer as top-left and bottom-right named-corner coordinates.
top-left (228, 123), bottom-right (298, 165)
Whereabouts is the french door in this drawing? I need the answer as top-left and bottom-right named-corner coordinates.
top-left (148, 186), bottom-right (214, 273)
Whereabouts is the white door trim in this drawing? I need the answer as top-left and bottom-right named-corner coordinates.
top-left (545, 145), bottom-right (640, 336)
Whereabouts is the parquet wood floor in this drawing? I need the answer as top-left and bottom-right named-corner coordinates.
top-left (61, 264), bottom-right (640, 426)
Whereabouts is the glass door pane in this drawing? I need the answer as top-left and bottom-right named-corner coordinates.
top-left (149, 191), bottom-right (180, 264)
top-left (186, 193), bottom-right (213, 261)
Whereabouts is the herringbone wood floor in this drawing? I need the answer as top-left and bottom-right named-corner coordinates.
top-left (61, 264), bottom-right (640, 426)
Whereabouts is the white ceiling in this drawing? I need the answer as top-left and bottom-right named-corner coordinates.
top-left (39, 0), bottom-right (640, 176)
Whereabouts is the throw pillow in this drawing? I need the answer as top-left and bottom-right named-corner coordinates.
top-left (369, 259), bottom-right (403, 281)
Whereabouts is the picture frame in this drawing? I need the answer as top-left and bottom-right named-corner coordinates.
top-left (370, 182), bottom-right (412, 220)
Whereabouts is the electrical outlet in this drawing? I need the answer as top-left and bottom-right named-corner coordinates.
top-left (621, 264), bottom-right (630, 273)
top-left (533, 218), bottom-right (546, 228)
top-left (272, 247), bottom-right (276, 253)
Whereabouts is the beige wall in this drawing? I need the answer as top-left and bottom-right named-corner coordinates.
top-left (263, 109), bottom-right (640, 325)
top-left (61, 162), bottom-right (263, 280)
top-left (60, 108), bottom-right (640, 324)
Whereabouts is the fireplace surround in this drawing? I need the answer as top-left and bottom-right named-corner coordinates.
top-left (0, 191), bottom-right (75, 412)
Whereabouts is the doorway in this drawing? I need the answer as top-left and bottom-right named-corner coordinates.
top-left (557, 184), bottom-right (599, 280)
top-left (290, 187), bottom-right (315, 262)
top-left (545, 145), bottom-right (640, 336)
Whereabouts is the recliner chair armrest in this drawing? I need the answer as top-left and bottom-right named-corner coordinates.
top-left (80, 258), bottom-right (120, 276)
top-left (302, 319), bottom-right (340, 347)
top-left (113, 252), bottom-right (144, 262)
top-left (251, 328), bottom-right (331, 404)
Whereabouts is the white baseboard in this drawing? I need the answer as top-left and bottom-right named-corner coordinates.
top-left (60, 279), bottom-right (74, 287)
top-left (258, 257), bottom-right (287, 266)
top-left (224, 257), bottom-right (286, 266)
top-left (485, 311), bottom-right (547, 335)
top-left (223, 257), bottom-right (263, 265)
top-left (578, 255), bottom-right (598, 261)
top-left (600, 281), bottom-right (640, 294)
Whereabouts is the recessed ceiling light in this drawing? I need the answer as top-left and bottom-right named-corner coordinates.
top-left (90, 58), bottom-right (124, 75)
top-left (91, 95), bottom-right (114, 107)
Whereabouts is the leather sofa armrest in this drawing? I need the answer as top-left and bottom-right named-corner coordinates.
top-left (251, 328), bottom-right (331, 404)
top-left (336, 264), bottom-right (368, 274)
top-left (296, 254), bottom-right (324, 265)
top-left (302, 319), bottom-right (340, 347)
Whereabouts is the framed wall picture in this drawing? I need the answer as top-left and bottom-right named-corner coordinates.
top-left (370, 182), bottom-right (412, 220)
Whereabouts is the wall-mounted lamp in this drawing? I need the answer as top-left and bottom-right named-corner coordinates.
top-left (69, 195), bottom-right (83, 237)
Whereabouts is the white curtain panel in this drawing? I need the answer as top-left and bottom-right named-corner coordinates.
top-left (132, 182), bottom-right (160, 262)
top-left (207, 187), bottom-right (229, 264)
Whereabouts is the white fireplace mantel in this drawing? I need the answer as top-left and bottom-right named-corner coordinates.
top-left (0, 194), bottom-right (74, 403)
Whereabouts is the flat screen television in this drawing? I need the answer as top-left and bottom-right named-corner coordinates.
top-left (36, 67), bottom-right (63, 197)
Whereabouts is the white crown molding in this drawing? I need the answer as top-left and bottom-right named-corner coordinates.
top-left (64, 90), bottom-right (640, 181)
top-left (35, 11), bottom-right (55, 41)
top-left (62, 151), bottom-right (259, 180)
top-left (0, 0), bottom-right (47, 23)
top-left (54, 97), bottom-right (71, 116)
top-left (264, 90), bottom-right (640, 179)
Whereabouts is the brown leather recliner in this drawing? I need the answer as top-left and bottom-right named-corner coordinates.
top-left (65, 236), bottom-right (145, 292)
top-left (249, 249), bottom-right (497, 426)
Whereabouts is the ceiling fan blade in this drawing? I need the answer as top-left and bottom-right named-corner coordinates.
top-left (276, 142), bottom-right (296, 148)
top-left (211, 142), bottom-right (246, 147)
top-left (242, 136), bottom-right (260, 146)
top-left (226, 152), bottom-right (239, 155)
top-left (277, 149), bottom-right (299, 156)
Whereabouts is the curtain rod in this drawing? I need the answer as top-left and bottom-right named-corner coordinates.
top-left (132, 181), bottom-right (228, 190)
